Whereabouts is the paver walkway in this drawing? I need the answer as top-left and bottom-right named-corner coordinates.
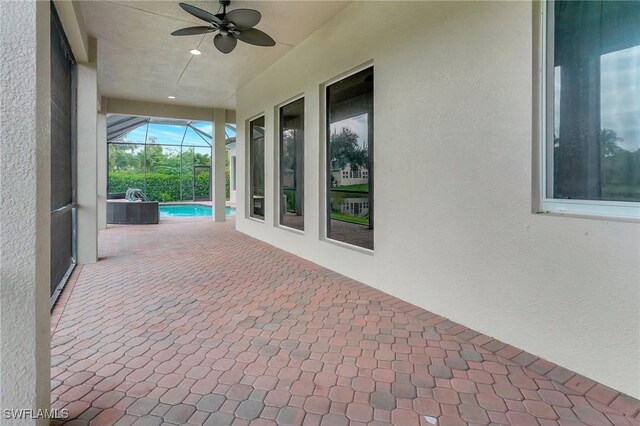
top-left (51, 218), bottom-right (640, 425)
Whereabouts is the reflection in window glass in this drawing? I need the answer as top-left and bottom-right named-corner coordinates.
top-left (279, 98), bottom-right (305, 231)
top-left (550, 0), bottom-right (640, 202)
top-left (326, 67), bottom-right (373, 249)
top-left (249, 116), bottom-right (265, 219)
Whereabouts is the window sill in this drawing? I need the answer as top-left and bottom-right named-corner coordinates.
top-left (539, 199), bottom-right (639, 222)
top-left (246, 216), bottom-right (265, 224)
top-left (536, 209), bottom-right (640, 224)
top-left (277, 225), bottom-right (305, 236)
top-left (321, 237), bottom-right (375, 256)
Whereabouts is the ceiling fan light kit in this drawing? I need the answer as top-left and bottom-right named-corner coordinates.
top-left (171, 0), bottom-right (276, 54)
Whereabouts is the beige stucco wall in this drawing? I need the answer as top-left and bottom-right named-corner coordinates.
top-left (0, 1), bottom-right (52, 423)
top-left (235, 1), bottom-right (640, 398)
top-left (76, 38), bottom-right (98, 263)
top-left (105, 98), bottom-right (232, 123)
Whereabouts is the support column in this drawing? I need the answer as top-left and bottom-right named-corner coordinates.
top-left (97, 110), bottom-right (107, 230)
top-left (0, 1), bottom-right (52, 423)
top-left (76, 38), bottom-right (98, 262)
top-left (212, 109), bottom-right (227, 222)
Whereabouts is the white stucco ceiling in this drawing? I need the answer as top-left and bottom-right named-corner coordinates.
top-left (80, 1), bottom-right (350, 110)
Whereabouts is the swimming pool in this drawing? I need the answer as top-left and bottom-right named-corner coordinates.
top-left (159, 204), bottom-right (235, 217)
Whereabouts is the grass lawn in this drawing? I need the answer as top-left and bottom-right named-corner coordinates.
top-left (334, 184), bottom-right (369, 192)
top-left (602, 184), bottom-right (640, 201)
top-left (331, 213), bottom-right (369, 225)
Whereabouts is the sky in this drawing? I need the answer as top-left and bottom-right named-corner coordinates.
top-left (119, 121), bottom-right (236, 147)
top-left (600, 45), bottom-right (640, 152)
top-left (330, 113), bottom-right (369, 149)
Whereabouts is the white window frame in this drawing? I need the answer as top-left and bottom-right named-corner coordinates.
top-left (536, 1), bottom-right (640, 220)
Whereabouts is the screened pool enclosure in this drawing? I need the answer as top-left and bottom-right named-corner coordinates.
top-left (107, 115), bottom-right (235, 202)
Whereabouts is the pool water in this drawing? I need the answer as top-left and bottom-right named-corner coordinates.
top-left (159, 204), bottom-right (235, 217)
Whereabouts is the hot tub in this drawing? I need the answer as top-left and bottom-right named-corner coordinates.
top-left (107, 200), bottom-right (159, 225)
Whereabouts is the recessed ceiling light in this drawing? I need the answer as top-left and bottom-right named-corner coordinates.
top-left (167, 96), bottom-right (176, 99)
top-left (189, 49), bottom-right (202, 55)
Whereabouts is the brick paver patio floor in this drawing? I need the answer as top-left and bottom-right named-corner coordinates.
top-left (51, 218), bottom-right (640, 426)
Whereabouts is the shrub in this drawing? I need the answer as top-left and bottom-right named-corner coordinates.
top-left (109, 169), bottom-right (226, 202)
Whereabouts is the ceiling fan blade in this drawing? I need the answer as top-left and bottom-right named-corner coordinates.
top-left (225, 8), bottom-right (261, 30)
top-left (236, 28), bottom-right (275, 47)
top-left (171, 26), bottom-right (215, 36)
top-left (179, 3), bottom-right (223, 26)
top-left (214, 33), bottom-right (237, 54)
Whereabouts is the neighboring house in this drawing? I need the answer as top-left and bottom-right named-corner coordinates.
top-left (331, 164), bottom-right (369, 187)
top-left (282, 168), bottom-right (295, 189)
top-left (341, 198), bottom-right (369, 216)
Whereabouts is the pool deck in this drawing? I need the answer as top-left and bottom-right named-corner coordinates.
top-left (50, 218), bottom-right (640, 425)
top-left (51, 218), bottom-right (640, 426)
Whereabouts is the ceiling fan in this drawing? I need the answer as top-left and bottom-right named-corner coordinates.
top-left (171, 0), bottom-right (276, 54)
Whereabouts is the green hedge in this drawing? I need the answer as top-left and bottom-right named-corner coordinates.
top-left (108, 172), bottom-right (213, 202)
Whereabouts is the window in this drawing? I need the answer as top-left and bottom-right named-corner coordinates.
top-left (279, 98), bottom-right (304, 231)
top-left (542, 0), bottom-right (640, 218)
top-left (326, 66), bottom-right (374, 249)
top-left (249, 116), bottom-right (265, 220)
